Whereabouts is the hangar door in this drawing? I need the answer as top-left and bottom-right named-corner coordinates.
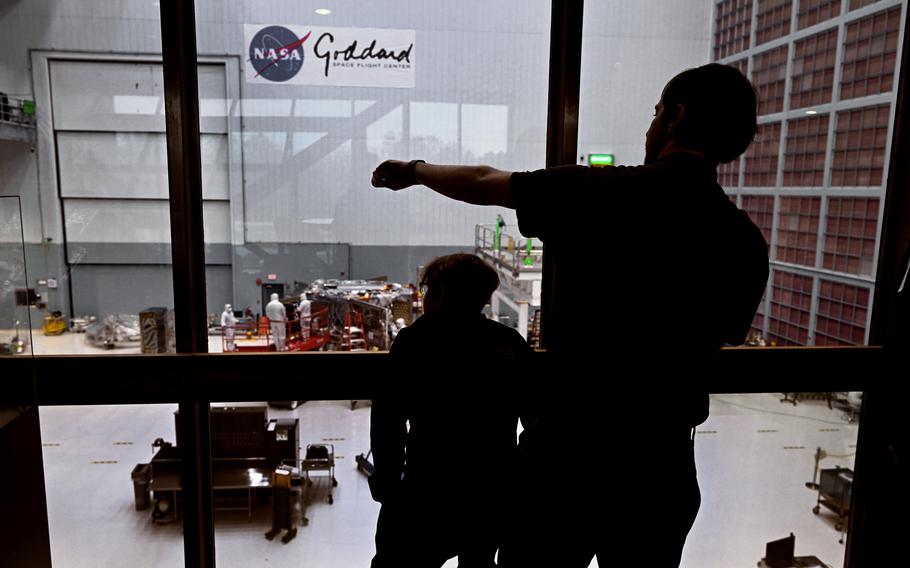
top-left (49, 59), bottom-right (232, 316)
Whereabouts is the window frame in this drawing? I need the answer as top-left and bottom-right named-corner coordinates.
top-left (7, 1), bottom-right (909, 567)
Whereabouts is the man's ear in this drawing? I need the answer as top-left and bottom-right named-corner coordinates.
top-left (667, 104), bottom-right (686, 134)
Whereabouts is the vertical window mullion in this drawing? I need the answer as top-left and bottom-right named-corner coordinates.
top-left (159, 1), bottom-right (214, 567)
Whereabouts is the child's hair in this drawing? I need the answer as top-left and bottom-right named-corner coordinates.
top-left (419, 253), bottom-right (500, 312)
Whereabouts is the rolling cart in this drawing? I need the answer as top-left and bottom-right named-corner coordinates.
top-left (812, 466), bottom-right (853, 544)
top-left (302, 443), bottom-right (338, 505)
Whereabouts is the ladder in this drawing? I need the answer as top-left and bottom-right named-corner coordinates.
top-left (343, 310), bottom-right (367, 352)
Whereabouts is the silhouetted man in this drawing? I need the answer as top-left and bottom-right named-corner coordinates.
top-left (370, 254), bottom-right (532, 568)
top-left (372, 64), bottom-right (769, 567)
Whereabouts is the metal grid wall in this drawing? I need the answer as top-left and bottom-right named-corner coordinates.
top-left (718, 58), bottom-right (753, 189)
top-left (753, 45), bottom-right (791, 114)
top-left (715, 0), bottom-right (755, 59)
top-left (841, 6), bottom-right (903, 98)
top-left (790, 27), bottom-right (840, 108)
top-left (756, 0), bottom-right (795, 45)
top-left (745, 121), bottom-right (783, 185)
top-left (798, 0), bottom-right (843, 29)
top-left (777, 196), bottom-right (823, 264)
top-left (815, 279), bottom-right (871, 343)
top-left (823, 196), bottom-right (880, 273)
top-left (752, 290), bottom-right (769, 333)
top-left (742, 195), bottom-right (778, 245)
top-left (850, 0), bottom-right (887, 12)
top-left (768, 269), bottom-right (815, 344)
top-left (832, 104), bottom-right (891, 184)
top-left (784, 113), bottom-right (831, 184)
top-left (714, 0), bottom-right (907, 346)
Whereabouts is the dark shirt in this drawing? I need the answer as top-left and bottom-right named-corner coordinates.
top-left (370, 312), bottom-right (532, 502)
top-left (511, 153), bottom-right (769, 435)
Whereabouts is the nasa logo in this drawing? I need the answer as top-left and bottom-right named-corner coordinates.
top-left (248, 25), bottom-right (311, 82)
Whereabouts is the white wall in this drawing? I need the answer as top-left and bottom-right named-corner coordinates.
top-left (0, 0), bottom-right (713, 247)
top-left (578, 1), bottom-right (714, 167)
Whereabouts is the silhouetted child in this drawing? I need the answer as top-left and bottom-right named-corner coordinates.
top-left (370, 253), bottom-right (532, 568)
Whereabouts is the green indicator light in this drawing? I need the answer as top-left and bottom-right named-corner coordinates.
top-left (589, 153), bottom-right (614, 167)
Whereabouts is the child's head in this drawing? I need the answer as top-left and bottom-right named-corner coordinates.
top-left (419, 253), bottom-right (500, 315)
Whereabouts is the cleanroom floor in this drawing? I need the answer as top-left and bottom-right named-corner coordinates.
top-left (37, 394), bottom-right (857, 568)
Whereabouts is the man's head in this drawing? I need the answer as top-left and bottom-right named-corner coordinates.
top-left (270, 293), bottom-right (279, 302)
top-left (419, 253), bottom-right (499, 315)
top-left (645, 63), bottom-right (758, 166)
top-left (225, 304), bottom-right (231, 312)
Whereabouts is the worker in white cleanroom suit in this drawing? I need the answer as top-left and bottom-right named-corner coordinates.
top-left (295, 293), bottom-right (312, 342)
top-left (221, 303), bottom-right (237, 352)
top-left (265, 293), bottom-right (287, 351)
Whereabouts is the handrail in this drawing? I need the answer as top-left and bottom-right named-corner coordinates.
top-left (3, 347), bottom-right (882, 407)
top-left (475, 224), bottom-right (544, 275)
top-left (0, 94), bottom-right (36, 129)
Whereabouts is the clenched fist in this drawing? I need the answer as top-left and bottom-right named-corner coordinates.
top-left (371, 160), bottom-right (423, 190)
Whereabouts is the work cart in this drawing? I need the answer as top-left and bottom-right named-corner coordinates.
top-left (302, 443), bottom-right (338, 505)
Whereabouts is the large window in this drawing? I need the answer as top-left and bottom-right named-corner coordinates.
top-left (572, 2), bottom-right (904, 565)
top-left (189, 3), bottom-right (552, 355)
top-left (193, 4), bottom-right (551, 562)
top-left (1, 3), bottom-right (189, 562)
top-left (0, 196), bottom-right (31, 356)
top-left (3, 2), bottom-right (906, 567)
top-left (2, 1), bottom-right (551, 566)
top-left (717, 0), bottom-right (906, 348)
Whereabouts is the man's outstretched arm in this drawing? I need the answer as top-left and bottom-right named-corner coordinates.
top-left (371, 160), bottom-right (515, 208)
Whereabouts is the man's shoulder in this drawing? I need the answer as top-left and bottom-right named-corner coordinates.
top-left (513, 155), bottom-right (715, 195)
top-left (479, 317), bottom-right (521, 335)
top-left (720, 198), bottom-right (770, 256)
top-left (390, 315), bottom-right (531, 355)
top-left (479, 319), bottom-right (533, 354)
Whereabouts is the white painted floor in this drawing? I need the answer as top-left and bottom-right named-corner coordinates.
top-left (37, 394), bottom-right (858, 568)
top-left (12, 329), bottom-right (227, 355)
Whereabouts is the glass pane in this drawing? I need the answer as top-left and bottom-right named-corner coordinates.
top-left (580, 1), bottom-right (906, 350)
top-left (0, 5), bottom-right (194, 356)
top-left (728, 1), bottom-right (903, 348)
top-left (688, 393), bottom-right (860, 567)
top-left (199, 2), bottom-right (550, 355)
top-left (201, 401), bottom-right (377, 566)
top-left (39, 404), bottom-right (184, 566)
top-left (577, 2), bottom-right (902, 567)
top-left (0, 196), bottom-right (32, 356)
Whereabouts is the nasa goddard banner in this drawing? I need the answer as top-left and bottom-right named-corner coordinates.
top-left (244, 24), bottom-right (415, 88)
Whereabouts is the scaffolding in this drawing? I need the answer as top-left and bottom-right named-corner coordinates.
top-left (474, 224), bottom-right (543, 340)
top-left (0, 94), bottom-right (36, 144)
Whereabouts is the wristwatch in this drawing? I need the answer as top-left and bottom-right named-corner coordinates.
top-left (405, 159), bottom-right (426, 185)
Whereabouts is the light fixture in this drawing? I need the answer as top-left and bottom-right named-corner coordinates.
top-left (805, 110), bottom-right (818, 115)
top-left (315, 8), bottom-right (331, 15)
